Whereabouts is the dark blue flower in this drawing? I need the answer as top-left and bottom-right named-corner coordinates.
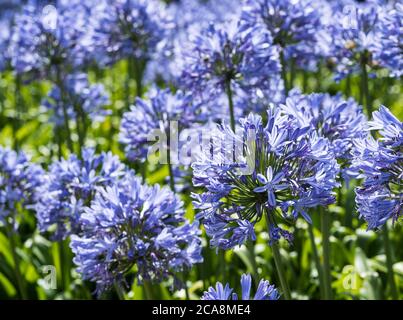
top-left (70, 171), bottom-right (202, 294)
top-left (202, 274), bottom-right (279, 300)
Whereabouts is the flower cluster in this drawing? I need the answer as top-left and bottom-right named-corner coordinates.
top-left (242, 0), bottom-right (324, 70)
top-left (35, 149), bottom-right (125, 240)
top-left (192, 108), bottom-right (339, 248)
top-left (91, 0), bottom-right (169, 66)
top-left (202, 274), bottom-right (279, 300)
top-left (119, 87), bottom-right (204, 162)
top-left (42, 73), bottom-right (110, 127)
top-left (0, 147), bottom-right (44, 226)
top-left (70, 171), bottom-right (202, 294)
top-left (281, 90), bottom-right (367, 161)
top-left (10, 2), bottom-right (94, 80)
top-left (181, 20), bottom-right (281, 101)
top-left (353, 106), bottom-right (402, 230)
top-left (327, 2), bottom-right (383, 80)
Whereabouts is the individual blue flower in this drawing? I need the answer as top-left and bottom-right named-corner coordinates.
top-left (182, 19), bottom-right (281, 101)
top-left (0, 147), bottom-right (44, 227)
top-left (70, 171), bottom-right (202, 295)
top-left (376, 3), bottom-right (402, 77)
top-left (35, 148), bottom-right (125, 240)
top-left (42, 72), bottom-right (110, 127)
top-left (202, 274), bottom-right (279, 300)
top-left (10, 2), bottom-right (94, 80)
top-left (242, 0), bottom-right (324, 70)
top-left (353, 106), bottom-right (402, 229)
top-left (90, 0), bottom-right (169, 66)
top-left (119, 87), bottom-right (205, 162)
top-left (192, 108), bottom-right (339, 248)
top-left (281, 90), bottom-right (367, 161)
top-left (327, 2), bottom-right (384, 81)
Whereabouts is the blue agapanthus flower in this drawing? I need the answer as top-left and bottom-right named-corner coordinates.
top-left (182, 19), bottom-right (280, 101)
top-left (376, 3), bottom-right (402, 77)
top-left (119, 87), bottom-right (205, 163)
top-left (90, 0), bottom-right (169, 66)
top-left (201, 274), bottom-right (279, 300)
top-left (281, 90), bottom-right (367, 161)
top-left (241, 0), bottom-right (323, 70)
top-left (70, 171), bottom-right (202, 295)
top-left (10, 2), bottom-right (94, 80)
top-left (42, 72), bottom-right (110, 127)
top-left (35, 149), bottom-right (125, 240)
top-left (353, 106), bottom-right (402, 229)
top-left (327, 2), bottom-right (384, 81)
top-left (192, 109), bottom-right (339, 248)
top-left (0, 147), bottom-right (44, 227)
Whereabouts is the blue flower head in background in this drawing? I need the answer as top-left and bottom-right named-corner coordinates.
top-left (10, 1), bottom-right (94, 80)
top-left (182, 19), bottom-right (281, 102)
top-left (91, 0), bottom-right (169, 67)
top-left (192, 108), bottom-right (339, 249)
top-left (242, 0), bottom-right (323, 71)
top-left (281, 90), bottom-right (367, 182)
top-left (327, 2), bottom-right (384, 81)
top-left (119, 87), bottom-right (205, 163)
top-left (70, 171), bottom-right (203, 295)
top-left (202, 274), bottom-right (279, 300)
top-left (0, 147), bottom-right (44, 228)
top-left (35, 149), bottom-right (125, 240)
top-left (376, 3), bottom-right (402, 77)
top-left (42, 72), bottom-right (110, 127)
top-left (353, 106), bottom-right (402, 230)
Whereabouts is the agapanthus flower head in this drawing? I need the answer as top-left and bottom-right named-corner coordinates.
top-left (42, 72), bottom-right (110, 127)
top-left (70, 171), bottom-right (202, 295)
top-left (181, 19), bottom-right (281, 100)
top-left (0, 147), bottom-right (44, 227)
top-left (119, 87), bottom-right (205, 162)
top-left (35, 149), bottom-right (125, 240)
top-left (201, 273), bottom-right (279, 300)
top-left (353, 106), bottom-right (402, 229)
top-left (281, 90), bottom-right (367, 160)
top-left (10, 2), bottom-right (94, 80)
top-left (192, 108), bottom-right (339, 248)
top-left (241, 0), bottom-right (323, 69)
top-left (91, 0), bottom-right (169, 66)
top-left (327, 2), bottom-right (384, 80)
top-left (376, 3), bottom-right (403, 77)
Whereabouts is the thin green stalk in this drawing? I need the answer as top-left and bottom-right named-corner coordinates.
top-left (166, 128), bottom-right (176, 193)
top-left (321, 209), bottom-right (332, 300)
top-left (133, 58), bottom-right (145, 98)
top-left (218, 250), bottom-right (226, 282)
top-left (247, 240), bottom-right (259, 285)
top-left (225, 79), bottom-right (235, 132)
top-left (280, 50), bottom-right (289, 95)
top-left (7, 223), bottom-right (27, 299)
top-left (57, 240), bottom-right (71, 294)
top-left (307, 223), bottom-right (325, 299)
top-left (265, 211), bottom-right (291, 300)
top-left (143, 281), bottom-right (153, 300)
top-left (114, 282), bottom-right (125, 300)
top-left (383, 224), bottom-right (398, 299)
top-left (360, 54), bottom-right (372, 116)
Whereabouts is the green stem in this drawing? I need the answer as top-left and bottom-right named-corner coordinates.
top-left (308, 223), bottom-right (325, 299)
top-left (265, 211), bottom-right (291, 300)
top-left (57, 240), bottom-right (71, 294)
top-left (133, 58), bottom-right (145, 98)
top-left (280, 50), bottom-right (288, 95)
top-left (361, 54), bottom-right (372, 116)
top-left (225, 79), bottom-right (235, 131)
top-left (114, 282), bottom-right (125, 300)
top-left (247, 240), bottom-right (259, 284)
top-left (7, 224), bottom-right (27, 299)
top-left (383, 224), bottom-right (398, 299)
top-left (321, 209), bottom-right (332, 300)
top-left (218, 250), bottom-right (226, 282)
top-left (166, 128), bottom-right (176, 193)
top-left (56, 70), bottom-right (74, 153)
top-left (143, 281), bottom-right (153, 300)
